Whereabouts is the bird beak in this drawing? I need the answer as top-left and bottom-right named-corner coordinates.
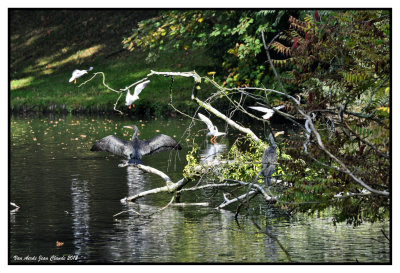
top-left (123, 125), bottom-right (132, 129)
top-left (274, 131), bottom-right (285, 137)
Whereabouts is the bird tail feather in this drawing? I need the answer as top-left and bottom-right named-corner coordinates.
top-left (90, 143), bottom-right (101, 151)
top-left (128, 158), bottom-right (142, 165)
top-left (264, 177), bottom-right (271, 186)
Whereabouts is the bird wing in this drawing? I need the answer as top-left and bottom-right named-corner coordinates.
top-left (90, 135), bottom-right (131, 158)
top-left (72, 69), bottom-right (84, 76)
top-left (71, 69), bottom-right (87, 79)
top-left (140, 134), bottom-right (182, 156)
top-left (273, 105), bottom-right (285, 110)
top-left (133, 80), bottom-right (150, 96)
top-left (214, 131), bottom-right (226, 137)
top-left (69, 69), bottom-right (80, 82)
top-left (262, 112), bottom-right (274, 120)
top-left (125, 89), bottom-right (134, 104)
top-left (198, 113), bottom-right (214, 131)
top-left (71, 69), bottom-right (80, 75)
top-left (248, 106), bottom-right (272, 113)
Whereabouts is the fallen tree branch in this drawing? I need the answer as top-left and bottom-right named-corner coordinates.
top-left (113, 208), bottom-right (141, 218)
top-left (115, 196), bottom-right (177, 218)
top-left (119, 162), bottom-right (172, 184)
top-left (147, 70), bottom-right (201, 82)
top-left (170, 202), bottom-right (210, 207)
top-left (223, 179), bottom-right (274, 201)
top-left (193, 97), bottom-right (260, 142)
top-left (177, 183), bottom-right (239, 193)
top-left (147, 195), bottom-right (176, 217)
top-left (144, 70), bottom-right (260, 142)
top-left (217, 190), bottom-right (259, 209)
top-left (121, 178), bottom-right (188, 203)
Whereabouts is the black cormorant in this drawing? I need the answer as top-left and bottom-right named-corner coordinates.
top-left (262, 131), bottom-right (284, 186)
top-left (91, 124), bottom-right (182, 164)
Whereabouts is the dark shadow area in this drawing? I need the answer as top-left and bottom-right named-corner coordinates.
top-left (10, 9), bottom-right (157, 79)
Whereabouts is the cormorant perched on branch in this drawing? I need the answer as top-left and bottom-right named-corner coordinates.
top-left (262, 131), bottom-right (284, 186)
top-left (91, 124), bottom-right (182, 164)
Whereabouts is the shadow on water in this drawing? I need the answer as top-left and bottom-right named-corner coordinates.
top-left (10, 113), bottom-right (390, 263)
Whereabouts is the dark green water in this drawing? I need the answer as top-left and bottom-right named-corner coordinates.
top-left (9, 113), bottom-right (390, 263)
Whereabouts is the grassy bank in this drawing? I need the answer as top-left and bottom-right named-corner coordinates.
top-left (10, 10), bottom-right (216, 116)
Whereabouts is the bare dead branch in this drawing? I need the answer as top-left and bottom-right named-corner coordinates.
top-left (170, 202), bottom-right (210, 207)
top-left (147, 70), bottom-right (201, 82)
top-left (146, 70), bottom-right (261, 141)
top-left (121, 178), bottom-right (188, 203)
top-left (79, 72), bottom-right (120, 93)
top-left (178, 183), bottom-right (240, 193)
top-left (306, 116), bottom-right (389, 196)
top-left (260, 31), bottom-right (390, 197)
top-left (217, 190), bottom-right (259, 209)
top-left (113, 208), bottom-right (141, 218)
top-left (193, 97), bottom-right (260, 142)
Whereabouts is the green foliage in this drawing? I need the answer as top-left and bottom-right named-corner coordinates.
top-left (268, 10), bottom-right (390, 225)
top-left (221, 136), bottom-right (267, 182)
top-left (122, 10), bottom-right (293, 88)
top-left (183, 143), bottom-right (200, 179)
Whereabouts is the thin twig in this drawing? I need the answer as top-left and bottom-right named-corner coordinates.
top-left (79, 72), bottom-right (120, 92)
top-left (113, 209), bottom-right (141, 218)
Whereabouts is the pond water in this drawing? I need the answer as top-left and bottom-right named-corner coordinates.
top-left (9, 113), bottom-right (390, 263)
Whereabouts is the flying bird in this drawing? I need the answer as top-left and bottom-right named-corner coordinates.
top-left (125, 80), bottom-right (151, 109)
top-left (198, 113), bottom-right (226, 144)
top-left (248, 105), bottom-right (285, 120)
top-left (90, 124), bottom-right (181, 165)
top-left (69, 67), bottom-right (93, 84)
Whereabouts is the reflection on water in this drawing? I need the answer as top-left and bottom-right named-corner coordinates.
top-left (71, 178), bottom-right (91, 260)
top-left (200, 142), bottom-right (227, 164)
top-left (126, 166), bottom-right (149, 198)
top-left (110, 205), bottom-right (283, 263)
top-left (10, 113), bottom-right (390, 263)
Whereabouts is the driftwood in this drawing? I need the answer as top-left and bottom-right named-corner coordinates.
top-left (119, 161), bottom-right (173, 183)
top-left (121, 177), bottom-right (187, 203)
top-left (119, 160), bottom-right (277, 210)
